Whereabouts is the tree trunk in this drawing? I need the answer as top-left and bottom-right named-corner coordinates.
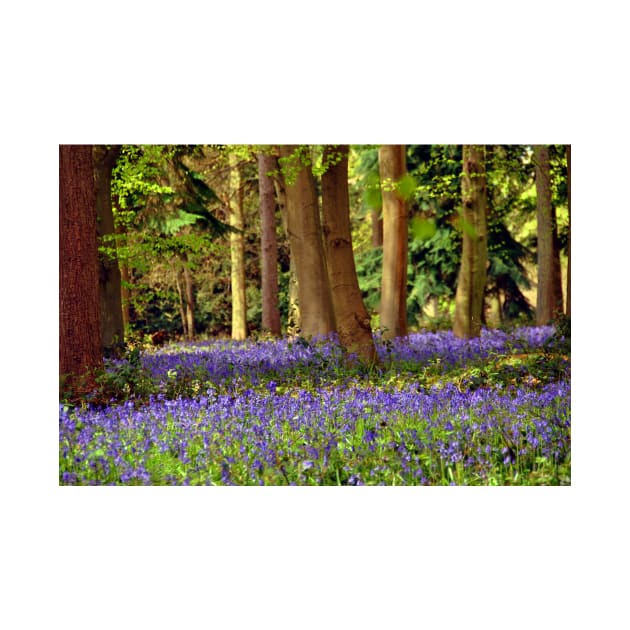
top-left (258, 152), bottom-right (282, 336)
top-left (59, 145), bottom-right (102, 395)
top-left (566, 145), bottom-right (571, 318)
top-left (534, 145), bottom-right (563, 325)
top-left (93, 145), bottom-right (124, 355)
top-left (453, 145), bottom-right (488, 339)
top-left (371, 208), bottom-right (383, 247)
top-left (174, 266), bottom-right (188, 338)
top-left (182, 256), bottom-right (195, 340)
top-left (271, 158), bottom-right (300, 334)
top-left (279, 145), bottom-right (335, 338)
top-left (379, 145), bottom-right (408, 339)
top-left (229, 153), bottom-right (247, 340)
top-left (321, 145), bottom-right (377, 364)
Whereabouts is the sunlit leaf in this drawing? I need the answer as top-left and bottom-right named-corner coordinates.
top-left (410, 216), bottom-right (437, 241)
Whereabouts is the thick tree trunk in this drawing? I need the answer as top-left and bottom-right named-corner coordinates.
top-left (566, 145), bottom-right (571, 318)
top-left (534, 145), bottom-right (563, 325)
top-left (93, 145), bottom-right (124, 354)
top-left (229, 154), bottom-right (247, 340)
top-left (279, 145), bottom-right (335, 338)
top-left (59, 145), bottom-right (102, 395)
top-left (258, 152), bottom-right (281, 336)
top-left (453, 145), bottom-right (488, 339)
top-left (321, 145), bottom-right (377, 364)
top-left (379, 145), bottom-right (408, 339)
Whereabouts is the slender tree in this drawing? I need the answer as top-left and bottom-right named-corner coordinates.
top-left (258, 152), bottom-right (282, 336)
top-left (93, 145), bottom-right (124, 354)
top-left (379, 145), bottom-right (408, 339)
top-left (279, 145), bottom-right (335, 338)
top-left (321, 145), bottom-right (377, 364)
top-left (60, 145), bottom-right (102, 395)
top-left (229, 153), bottom-right (247, 340)
top-left (270, 154), bottom-right (300, 334)
top-left (453, 145), bottom-right (488, 338)
top-left (371, 208), bottom-right (383, 247)
top-left (534, 145), bottom-right (563, 324)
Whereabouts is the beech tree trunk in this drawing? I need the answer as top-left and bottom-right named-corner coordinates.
top-left (371, 208), bottom-right (383, 247)
top-left (93, 144), bottom-right (124, 354)
top-left (174, 266), bottom-right (188, 338)
top-left (566, 145), bottom-right (571, 318)
top-left (59, 145), bottom-right (102, 394)
top-left (279, 145), bottom-right (335, 338)
top-left (272, 158), bottom-right (300, 334)
top-left (183, 257), bottom-right (195, 340)
top-left (229, 154), bottom-right (247, 340)
top-left (453, 145), bottom-right (488, 338)
top-left (379, 145), bottom-right (408, 339)
top-left (258, 152), bottom-right (281, 336)
top-left (321, 145), bottom-right (377, 364)
top-left (534, 145), bottom-right (564, 324)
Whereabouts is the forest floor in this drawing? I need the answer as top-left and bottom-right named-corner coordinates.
top-left (59, 323), bottom-right (570, 486)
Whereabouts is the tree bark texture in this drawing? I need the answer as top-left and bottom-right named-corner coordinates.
top-left (371, 208), bottom-right (383, 247)
top-left (279, 145), bottom-right (335, 338)
top-left (379, 145), bottom-right (408, 339)
top-left (566, 144), bottom-right (571, 318)
top-left (270, 156), bottom-right (300, 333)
top-left (453, 145), bottom-right (488, 339)
top-left (534, 145), bottom-right (564, 324)
top-left (183, 256), bottom-right (195, 339)
top-left (59, 145), bottom-right (102, 394)
top-left (321, 145), bottom-right (377, 364)
top-left (229, 154), bottom-right (247, 340)
top-left (93, 145), bottom-right (124, 353)
top-left (258, 153), bottom-right (282, 336)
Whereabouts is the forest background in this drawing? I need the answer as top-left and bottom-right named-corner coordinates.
top-left (91, 143), bottom-right (568, 350)
top-left (5, 1), bottom-right (629, 630)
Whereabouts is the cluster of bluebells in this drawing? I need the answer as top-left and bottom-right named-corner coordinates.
top-left (110, 325), bottom-right (558, 390)
top-left (60, 326), bottom-right (569, 486)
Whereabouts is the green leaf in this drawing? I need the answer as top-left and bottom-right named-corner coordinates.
top-left (364, 186), bottom-right (382, 210)
top-left (460, 218), bottom-right (478, 239)
top-left (395, 173), bottom-right (417, 201)
top-left (410, 217), bottom-right (437, 241)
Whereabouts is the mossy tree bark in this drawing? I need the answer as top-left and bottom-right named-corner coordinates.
top-left (279, 145), bottom-right (335, 338)
top-left (453, 145), bottom-right (488, 339)
top-left (321, 145), bottom-right (377, 364)
top-left (379, 145), bottom-right (408, 339)
top-left (60, 145), bottom-right (102, 394)
top-left (93, 145), bottom-right (124, 354)
top-left (258, 152), bottom-right (282, 336)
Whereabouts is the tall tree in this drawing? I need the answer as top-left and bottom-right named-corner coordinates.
top-left (321, 145), bottom-right (377, 364)
top-left (534, 145), bottom-right (563, 324)
top-left (379, 145), bottom-right (408, 339)
top-left (270, 155), bottom-right (300, 334)
top-left (60, 145), bottom-right (102, 395)
top-left (258, 152), bottom-right (282, 336)
top-left (453, 145), bottom-right (489, 338)
top-left (93, 145), bottom-right (124, 354)
top-left (229, 153), bottom-right (247, 340)
top-left (279, 145), bottom-right (335, 338)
